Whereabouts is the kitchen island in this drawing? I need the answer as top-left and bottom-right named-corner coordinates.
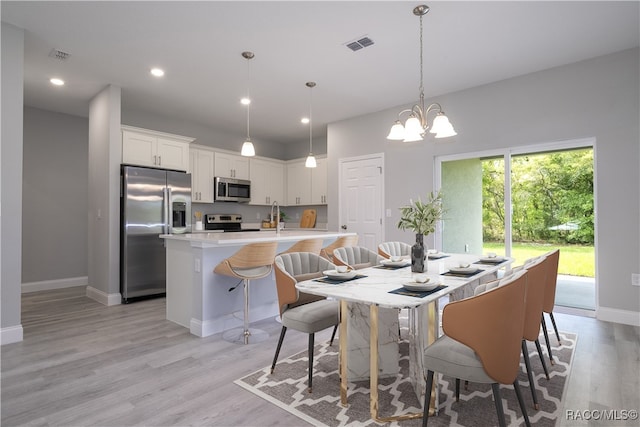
top-left (160, 230), bottom-right (356, 337)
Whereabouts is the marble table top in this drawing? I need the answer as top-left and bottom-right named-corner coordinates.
top-left (296, 253), bottom-right (513, 309)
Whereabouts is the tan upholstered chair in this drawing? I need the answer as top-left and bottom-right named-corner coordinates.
top-left (272, 252), bottom-right (340, 392)
top-left (213, 242), bottom-right (278, 344)
top-left (541, 249), bottom-right (561, 364)
top-left (320, 234), bottom-right (358, 261)
top-left (422, 270), bottom-right (531, 427)
top-left (332, 246), bottom-right (383, 270)
top-left (519, 256), bottom-right (550, 409)
top-left (280, 238), bottom-right (323, 255)
top-left (378, 241), bottom-right (412, 259)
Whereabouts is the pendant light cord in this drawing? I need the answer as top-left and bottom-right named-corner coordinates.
top-left (309, 84), bottom-right (313, 153)
top-left (246, 57), bottom-right (251, 140)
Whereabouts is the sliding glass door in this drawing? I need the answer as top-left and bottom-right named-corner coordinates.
top-left (436, 140), bottom-right (595, 311)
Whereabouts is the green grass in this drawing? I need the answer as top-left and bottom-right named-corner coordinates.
top-left (483, 242), bottom-right (594, 277)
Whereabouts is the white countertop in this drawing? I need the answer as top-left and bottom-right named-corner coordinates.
top-left (161, 230), bottom-right (355, 248)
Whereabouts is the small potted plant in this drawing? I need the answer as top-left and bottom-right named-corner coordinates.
top-left (397, 191), bottom-right (444, 272)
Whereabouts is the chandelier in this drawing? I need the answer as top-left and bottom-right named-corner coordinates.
top-left (304, 81), bottom-right (317, 168)
top-left (387, 5), bottom-right (456, 142)
top-left (240, 51), bottom-right (256, 157)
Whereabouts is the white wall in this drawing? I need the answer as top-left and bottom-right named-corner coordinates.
top-left (1, 23), bottom-right (24, 344)
top-left (327, 48), bottom-right (640, 323)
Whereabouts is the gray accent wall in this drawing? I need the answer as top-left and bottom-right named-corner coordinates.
top-left (327, 48), bottom-right (639, 319)
top-left (88, 85), bottom-right (122, 299)
top-left (22, 107), bottom-right (88, 283)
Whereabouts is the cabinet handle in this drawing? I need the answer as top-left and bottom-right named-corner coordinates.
top-left (153, 155), bottom-right (157, 165)
top-left (158, 155), bottom-right (162, 166)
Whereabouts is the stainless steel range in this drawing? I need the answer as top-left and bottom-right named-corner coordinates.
top-left (204, 214), bottom-right (260, 232)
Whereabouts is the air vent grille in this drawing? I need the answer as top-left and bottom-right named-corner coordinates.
top-left (49, 48), bottom-right (71, 61)
top-left (345, 36), bottom-right (374, 52)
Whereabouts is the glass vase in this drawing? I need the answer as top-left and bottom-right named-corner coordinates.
top-left (411, 233), bottom-right (426, 273)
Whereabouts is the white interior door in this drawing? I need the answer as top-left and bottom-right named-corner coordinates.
top-left (339, 154), bottom-right (384, 251)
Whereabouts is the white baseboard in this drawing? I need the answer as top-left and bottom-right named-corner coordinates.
top-left (597, 306), bottom-right (640, 326)
top-left (1, 324), bottom-right (24, 345)
top-left (86, 286), bottom-right (121, 306)
top-left (22, 276), bottom-right (88, 293)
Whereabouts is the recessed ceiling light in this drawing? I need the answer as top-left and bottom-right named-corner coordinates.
top-left (301, 117), bottom-right (310, 124)
top-left (150, 68), bottom-right (165, 77)
top-left (50, 78), bottom-right (65, 86)
top-left (240, 97), bottom-right (251, 105)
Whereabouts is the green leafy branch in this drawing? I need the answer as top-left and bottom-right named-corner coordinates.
top-left (397, 191), bottom-right (444, 235)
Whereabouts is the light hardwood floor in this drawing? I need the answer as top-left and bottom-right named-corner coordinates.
top-left (2, 287), bottom-right (638, 426)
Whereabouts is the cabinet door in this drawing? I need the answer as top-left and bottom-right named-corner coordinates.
top-left (249, 159), bottom-right (284, 205)
top-left (156, 137), bottom-right (189, 171)
top-left (191, 149), bottom-right (214, 203)
top-left (233, 156), bottom-right (250, 180)
top-left (122, 130), bottom-right (156, 167)
top-left (311, 158), bottom-right (328, 205)
top-left (286, 161), bottom-right (311, 205)
top-left (214, 153), bottom-right (233, 178)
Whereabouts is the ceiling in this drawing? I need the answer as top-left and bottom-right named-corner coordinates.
top-left (3, 1), bottom-right (639, 145)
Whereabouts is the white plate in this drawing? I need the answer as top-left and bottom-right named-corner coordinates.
top-left (403, 282), bottom-right (440, 292)
top-left (448, 266), bottom-right (477, 274)
top-left (322, 270), bottom-right (357, 280)
top-left (380, 259), bottom-right (410, 267)
top-left (427, 252), bottom-right (447, 259)
top-left (479, 256), bottom-right (505, 262)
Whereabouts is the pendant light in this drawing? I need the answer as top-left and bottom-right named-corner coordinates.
top-left (240, 51), bottom-right (256, 157)
top-left (305, 81), bottom-right (317, 168)
top-left (386, 5), bottom-right (457, 141)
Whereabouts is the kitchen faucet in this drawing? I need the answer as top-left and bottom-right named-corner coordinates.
top-left (270, 201), bottom-right (281, 235)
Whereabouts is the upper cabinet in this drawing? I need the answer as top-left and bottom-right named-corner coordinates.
top-left (311, 157), bottom-right (328, 205)
top-left (122, 126), bottom-right (193, 171)
top-left (286, 157), bottom-right (327, 206)
top-left (249, 158), bottom-right (285, 205)
top-left (189, 146), bottom-right (215, 203)
top-left (214, 152), bottom-right (249, 180)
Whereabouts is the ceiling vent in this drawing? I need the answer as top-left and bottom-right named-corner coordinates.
top-left (49, 48), bottom-right (71, 61)
top-left (345, 36), bottom-right (374, 52)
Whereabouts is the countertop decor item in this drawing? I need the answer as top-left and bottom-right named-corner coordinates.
top-left (397, 191), bottom-right (443, 273)
top-left (386, 4), bottom-right (457, 142)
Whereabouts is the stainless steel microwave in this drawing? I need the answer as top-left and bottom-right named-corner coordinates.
top-left (214, 177), bottom-right (251, 203)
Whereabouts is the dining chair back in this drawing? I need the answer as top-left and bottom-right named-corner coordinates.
top-left (422, 270), bottom-right (531, 427)
top-left (320, 234), bottom-right (358, 261)
top-left (540, 249), bottom-right (561, 364)
top-left (378, 241), bottom-right (411, 259)
top-left (213, 241), bottom-right (278, 344)
top-left (333, 246), bottom-right (383, 270)
top-left (272, 252), bottom-right (340, 392)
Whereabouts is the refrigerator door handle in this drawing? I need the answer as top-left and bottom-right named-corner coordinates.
top-left (166, 187), bottom-right (173, 234)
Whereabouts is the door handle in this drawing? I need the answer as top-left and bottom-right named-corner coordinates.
top-left (341, 224), bottom-right (347, 230)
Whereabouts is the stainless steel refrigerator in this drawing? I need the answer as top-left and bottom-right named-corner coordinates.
top-left (120, 165), bottom-right (191, 303)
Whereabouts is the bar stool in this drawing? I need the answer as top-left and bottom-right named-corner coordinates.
top-left (320, 234), bottom-right (358, 261)
top-left (280, 238), bottom-right (323, 255)
top-left (214, 241), bottom-right (278, 344)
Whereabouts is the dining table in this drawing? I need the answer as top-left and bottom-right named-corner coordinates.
top-left (295, 252), bottom-right (513, 423)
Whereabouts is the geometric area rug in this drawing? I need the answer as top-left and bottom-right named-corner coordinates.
top-left (235, 331), bottom-right (577, 426)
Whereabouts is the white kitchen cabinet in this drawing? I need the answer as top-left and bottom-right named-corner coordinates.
top-left (249, 158), bottom-right (285, 205)
top-left (311, 158), bottom-right (328, 204)
top-left (286, 157), bottom-right (327, 206)
top-left (286, 161), bottom-right (312, 206)
top-left (189, 147), bottom-right (215, 203)
top-left (214, 152), bottom-right (250, 179)
top-left (122, 126), bottom-right (192, 171)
